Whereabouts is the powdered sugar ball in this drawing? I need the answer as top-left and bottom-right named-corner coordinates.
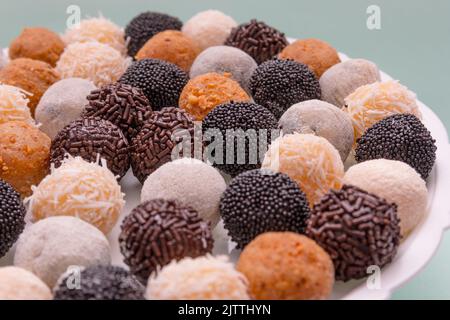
top-left (0, 266), bottom-right (52, 300)
top-left (0, 83), bottom-right (34, 125)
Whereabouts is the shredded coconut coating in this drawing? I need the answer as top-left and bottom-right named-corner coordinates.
top-left (0, 266), bottom-right (52, 300)
top-left (0, 83), bottom-right (34, 125)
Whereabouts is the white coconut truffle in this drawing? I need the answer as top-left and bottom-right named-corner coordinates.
top-left (0, 266), bottom-right (52, 300)
top-left (319, 59), bottom-right (381, 107)
top-left (182, 10), bottom-right (237, 51)
top-left (344, 159), bottom-right (428, 237)
top-left (14, 216), bottom-right (111, 288)
top-left (0, 83), bottom-right (34, 125)
top-left (35, 78), bottom-right (96, 139)
top-left (190, 46), bottom-right (257, 92)
top-left (279, 99), bottom-right (353, 161)
top-left (141, 158), bottom-right (226, 227)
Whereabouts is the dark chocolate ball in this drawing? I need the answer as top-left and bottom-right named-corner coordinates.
top-left (119, 199), bottom-right (214, 283)
top-left (355, 113), bottom-right (436, 179)
top-left (124, 12), bottom-right (182, 57)
top-left (0, 179), bottom-right (26, 258)
top-left (51, 117), bottom-right (130, 179)
top-left (83, 83), bottom-right (153, 140)
top-left (225, 19), bottom-right (288, 65)
top-left (306, 184), bottom-right (401, 282)
top-left (220, 169), bottom-right (310, 249)
top-left (53, 265), bottom-right (145, 300)
top-left (119, 59), bottom-right (189, 111)
top-left (202, 102), bottom-right (277, 177)
top-left (249, 58), bottom-right (321, 119)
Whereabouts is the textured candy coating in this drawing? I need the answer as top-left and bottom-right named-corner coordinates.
top-left (0, 267), bottom-right (52, 300)
top-left (0, 84), bottom-right (33, 126)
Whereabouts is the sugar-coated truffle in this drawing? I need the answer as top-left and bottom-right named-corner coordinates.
top-left (28, 157), bottom-right (125, 234)
top-left (262, 133), bottom-right (344, 206)
top-left (307, 185), bottom-right (401, 281)
top-left (320, 59), bottom-right (381, 108)
top-left (147, 255), bottom-right (250, 300)
top-left (0, 121), bottom-right (50, 197)
top-left (54, 265), bottom-right (145, 300)
top-left (202, 102), bottom-right (278, 177)
top-left (56, 42), bottom-right (131, 87)
top-left (0, 266), bottom-right (52, 300)
top-left (249, 59), bottom-right (321, 119)
top-left (279, 99), bottom-right (354, 161)
top-left (237, 232), bottom-right (334, 300)
top-left (182, 10), bottom-right (238, 51)
top-left (136, 30), bottom-right (200, 72)
top-left (82, 82), bottom-right (152, 140)
top-left (9, 27), bottom-right (65, 67)
top-left (119, 199), bottom-right (214, 283)
top-left (119, 58), bottom-right (189, 111)
top-left (220, 169), bottom-right (310, 249)
top-left (225, 20), bottom-right (288, 64)
top-left (125, 12), bottom-right (182, 57)
top-left (0, 179), bottom-right (25, 258)
top-left (141, 158), bottom-right (226, 227)
top-left (14, 216), bottom-right (111, 288)
top-left (179, 72), bottom-right (250, 120)
top-left (0, 83), bottom-right (33, 125)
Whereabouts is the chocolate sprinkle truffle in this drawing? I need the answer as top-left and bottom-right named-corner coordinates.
top-left (119, 58), bottom-right (189, 111)
top-left (249, 59), bottom-right (321, 119)
top-left (225, 19), bottom-right (288, 64)
top-left (0, 179), bottom-right (26, 258)
top-left (307, 184), bottom-right (401, 282)
top-left (119, 199), bottom-right (214, 283)
top-left (54, 265), bottom-right (145, 300)
top-left (51, 117), bottom-right (130, 179)
top-left (83, 83), bottom-right (153, 140)
top-left (356, 114), bottom-right (436, 179)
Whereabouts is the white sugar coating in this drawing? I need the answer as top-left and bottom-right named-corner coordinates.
top-left (141, 158), bottom-right (226, 227)
top-left (344, 159), bottom-right (428, 237)
top-left (182, 10), bottom-right (237, 51)
top-left (0, 50), bottom-right (7, 70)
top-left (0, 83), bottom-right (34, 125)
top-left (279, 99), bottom-right (353, 161)
top-left (319, 59), bottom-right (381, 108)
top-left (56, 41), bottom-right (131, 87)
top-left (35, 78), bottom-right (96, 139)
top-left (146, 255), bottom-right (250, 300)
top-left (28, 156), bottom-right (125, 234)
top-left (14, 216), bottom-right (111, 288)
top-left (0, 266), bottom-right (52, 300)
top-left (190, 46), bottom-right (257, 92)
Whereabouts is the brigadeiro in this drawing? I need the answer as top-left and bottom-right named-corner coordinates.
top-left (82, 82), bottom-right (153, 140)
top-left (54, 265), bottom-right (145, 300)
top-left (0, 84), bottom-right (34, 126)
top-left (307, 185), bottom-right (401, 282)
top-left (119, 199), bottom-right (214, 283)
top-left (220, 169), bottom-right (310, 249)
top-left (119, 58), bottom-right (189, 111)
top-left (356, 114), bottom-right (436, 180)
top-left (249, 59), bottom-right (321, 119)
top-left (51, 117), bottom-right (130, 179)
top-left (0, 267), bottom-right (52, 300)
top-left (225, 19), bottom-right (288, 64)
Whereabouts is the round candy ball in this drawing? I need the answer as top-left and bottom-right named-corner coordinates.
top-left (307, 185), bottom-right (401, 281)
top-left (35, 78), bottom-right (96, 139)
top-left (119, 58), bottom-right (189, 111)
top-left (147, 255), bottom-right (250, 300)
top-left (249, 59), bottom-right (321, 119)
top-left (141, 158), bottom-right (226, 227)
top-left (119, 199), bottom-right (214, 283)
top-left (179, 72), bottom-right (250, 121)
top-left (220, 169), bottom-right (310, 249)
top-left (14, 216), bottom-right (111, 288)
top-left (28, 157), bottom-right (125, 234)
top-left (182, 10), bottom-right (237, 51)
top-left (237, 232), bottom-right (334, 300)
top-left (279, 99), bottom-right (354, 161)
top-left (51, 117), bottom-right (130, 179)
top-left (344, 159), bottom-right (428, 237)
top-left (0, 266), bottom-right (52, 300)
top-left (54, 265), bottom-right (145, 300)
top-left (0, 83), bottom-right (33, 126)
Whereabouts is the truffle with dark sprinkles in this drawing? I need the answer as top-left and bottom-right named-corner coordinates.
top-left (306, 184), bottom-right (401, 282)
top-left (119, 199), bottom-right (214, 283)
top-left (355, 114), bottom-right (436, 179)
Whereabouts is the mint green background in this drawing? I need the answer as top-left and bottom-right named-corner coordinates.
top-left (1, 0), bottom-right (449, 299)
